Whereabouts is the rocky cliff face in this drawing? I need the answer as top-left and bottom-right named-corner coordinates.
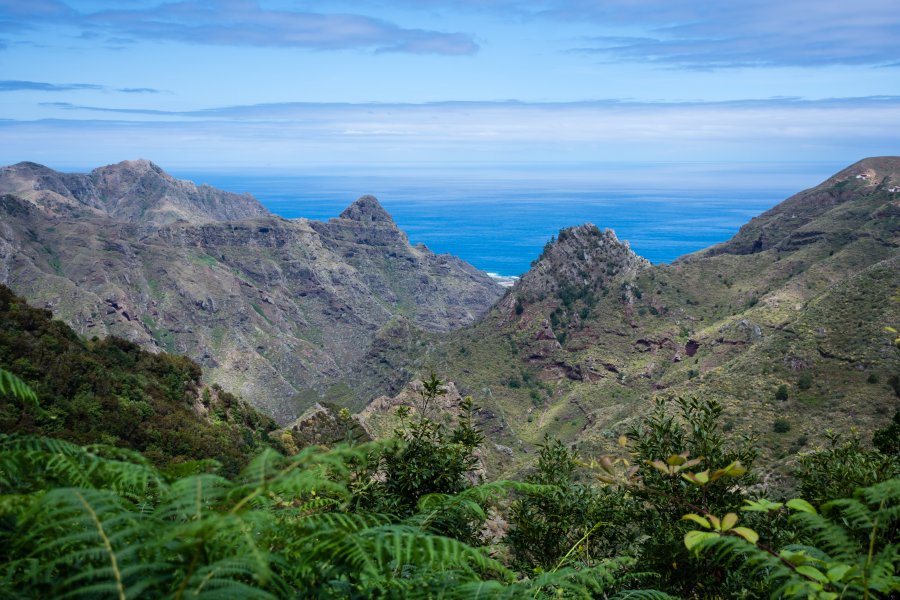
top-left (0, 161), bottom-right (503, 422)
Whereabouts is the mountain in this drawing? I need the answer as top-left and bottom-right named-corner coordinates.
top-left (0, 159), bottom-right (269, 225)
top-left (0, 160), bottom-right (503, 422)
top-left (366, 157), bottom-right (900, 477)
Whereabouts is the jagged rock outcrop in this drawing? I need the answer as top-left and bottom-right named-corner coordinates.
top-left (513, 224), bottom-right (650, 301)
top-left (0, 160), bottom-right (504, 422)
top-left (279, 402), bottom-right (372, 452)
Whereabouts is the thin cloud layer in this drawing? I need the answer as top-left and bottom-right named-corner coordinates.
top-left (0, 80), bottom-right (102, 92)
top-left (397, 0), bottom-right (900, 68)
top-left (0, 80), bottom-right (161, 93)
top-left (7, 96), bottom-right (898, 168)
top-left (1, 0), bottom-right (479, 55)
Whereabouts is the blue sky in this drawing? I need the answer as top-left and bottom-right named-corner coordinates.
top-left (1, 0), bottom-right (898, 173)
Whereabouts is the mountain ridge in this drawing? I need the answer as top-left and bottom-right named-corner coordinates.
top-left (0, 159), bottom-right (270, 226)
top-left (353, 157), bottom-right (899, 478)
top-left (0, 160), bottom-right (503, 422)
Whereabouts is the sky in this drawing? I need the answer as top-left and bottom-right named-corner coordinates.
top-left (1, 0), bottom-right (898, 175)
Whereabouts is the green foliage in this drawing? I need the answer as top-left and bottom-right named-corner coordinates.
top-left (620, 396), bottom-right (759, 596)
top-left (776, 384), bottom-right (790, 401)
top-left (0, 433), bottom-right (659, 599)
top-left (506, 436), bottom-right (635, 572)
top-left (0, 367), bottom-right (38, 406)
top-left (684, 479), bottom-right (900, 599)
top-left (798, 372), bottom-right (814, 390)
top-left (773, 419), bottom-right (792, 433)
top-left (873, 410), bottom-right (900, 456)
top-left (0, 285), bottom-right (276, 475)
top-left (795, 429), bottom-right (900, 508)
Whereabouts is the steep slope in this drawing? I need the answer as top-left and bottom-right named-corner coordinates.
top-left (372, 158), bottom-right (900, 477)
top-left (0, 161), bottom-right (503, 422)
top-left (0, 284), bottom-right (276, 475)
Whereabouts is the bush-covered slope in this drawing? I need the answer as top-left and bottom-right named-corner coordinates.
top-left (0, 284), bottom-right (276, 474)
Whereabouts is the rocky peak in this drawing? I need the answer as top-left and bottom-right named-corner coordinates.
top-left (514, 224), bottom-right (650, 298)
top-left (339, 195), bottom-right (396, 226)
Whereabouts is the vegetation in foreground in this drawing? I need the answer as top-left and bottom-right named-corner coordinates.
top-left (1, 365), bottom-right (898, 599)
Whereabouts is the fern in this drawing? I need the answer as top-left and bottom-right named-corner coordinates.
top-left (15, 488), bottom-right (161, 599)
top-left (0, 368), bottom-right (37, 406)
top-left (0, 434), bottom-right (163, 499)
top-left (691, 479), bottom-right (900, 599)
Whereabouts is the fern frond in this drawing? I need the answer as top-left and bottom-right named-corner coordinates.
top-left (19, 487), bottom-right (160, 599)
top-left (0, 368), bottom-right (37, 405)
top-left (155, 475), bottom-right (232, 522)
top-left (608, 591), bottom-right (680, 600)
top-left (180, 558), bottom-right (280, 599)
top-left (0, 435), bottom-right (164, 499)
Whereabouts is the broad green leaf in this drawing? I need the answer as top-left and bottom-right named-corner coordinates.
top-left (795, 565), bottom-right (828, 583)
top-left (681, 513), bottom-right (711, 529)
top-left (786, 498), bottom-right (817, 514)
top-left (682, 470), bottom-right (709, 485)
top-left (826, 564), bottom-right (852, 582)
top-left (723, 461), bottom-right (747, 477)
top-left (721, 512), bottom-right (738, 531)
top-left (731, 527), bottom-right (759, 544)
top-left (666, 453), bottom-right (687, 466)
top-left (684, 530), bottom-right (718, 551)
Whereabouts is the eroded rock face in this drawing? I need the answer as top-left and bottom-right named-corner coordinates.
top-left (514, 224), bottom-right (650, 301)
top-left (0, 161), bottom-right (504, 422)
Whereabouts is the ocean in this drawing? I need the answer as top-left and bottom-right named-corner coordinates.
top-left (174, 163), bottom-right (840, 277)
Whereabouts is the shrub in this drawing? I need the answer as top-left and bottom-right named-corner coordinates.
top-left (773, 419), bottom-right (791, 433)
top-left (775, 384), bottom-right (789, 401)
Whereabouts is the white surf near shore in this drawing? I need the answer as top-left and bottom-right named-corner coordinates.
top-left (487, 273), bottom-right (519, 288)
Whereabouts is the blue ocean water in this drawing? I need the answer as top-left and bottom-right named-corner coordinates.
top-left (174, 167), bottom-right (834, 277)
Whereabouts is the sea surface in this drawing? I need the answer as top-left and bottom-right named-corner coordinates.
top-left (175, 165), bottom-right (838, 277)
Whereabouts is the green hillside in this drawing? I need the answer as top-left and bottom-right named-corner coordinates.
top-left (0, 284), bottom-right (277, 475)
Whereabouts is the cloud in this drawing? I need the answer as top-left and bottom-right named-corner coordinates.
top-left (578, 0), bottom-right (900, 68)
top-left (0, 80), bottom-right (104, 92)
top-left (3, 0), bottom-right (478, 55)
top-left (393, 0), bottom-right (900, 68)
top-left (1, 80), bottom-right (162, 93)
top-left (18, 96), bottom-right (900, 170)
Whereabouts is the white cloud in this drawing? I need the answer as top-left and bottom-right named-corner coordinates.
top-left (5, 97), bottom-right (898, 169)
